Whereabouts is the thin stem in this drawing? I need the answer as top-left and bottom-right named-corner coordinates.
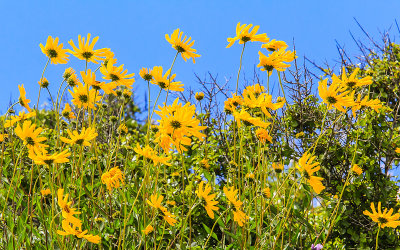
top-left (36, 58), bottom-right (51, 112)
top-left (375, 225), bottom-right (380, 249)
top-left (235, 43), bottom-right (246, 95)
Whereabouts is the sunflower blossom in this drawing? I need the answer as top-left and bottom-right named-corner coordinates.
top-left (363, 202), bottom-right (400, 228)
top-left (165, 28), bottom-right (200, 63)
top-left (68, 33), bottom-right (111, 64)
top-left (100, 61), bottom-right (135, 89)
top-left (223, 186), bottom-right (243, 208)
top-left (101, 167), bottom-right (125, 191)
top-left (297, 152), bottom-right (325, 194)
top-left (57, 219), bottom-right (101, 244)
top-left (28, 148), bottom-right (70, 166)
top-left (15, 120), bottom-right (47, 152)
top-left (226, 22), bottom-right (269, 48)
top-left (39, 36), bottom-right (69, 64)
top-left (261, 39), bottom-right (288, 52)
top-left (318, 78), bottom-right (353, 112)
top-left (57, 189), bottom-right (82, 227)
top-left (134, 144), bottom-right (171, 166)
top-left (332, 67), bottom-right (373, 89)
top-left (18, 84), bottom-right (32, 112)
top-left (196, 181), bottom-right (219, 219)
top-left (62, 103), bottom-right (76, 119)
top-left (69, 82), bottom-right (102, 110)
top-left (4, 110), bottom-right (36, 128)
top-left (150, 66), bottom-right (183, 92)
top-left (60, 127), bottom-right (98, 146)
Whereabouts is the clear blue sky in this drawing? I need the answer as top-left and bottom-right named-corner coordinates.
top-left (1, 0), bottom-right (400, 113)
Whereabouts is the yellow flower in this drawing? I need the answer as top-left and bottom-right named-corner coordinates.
top-left (100, 61), bottom-right (135, 89)
top-left (272, 162), bottom-right (284, 173)
top-left (295, 132), bottom-right (305, 138)
top-left (196, 181), bottom-right (219, 219)
top-left (150, 66), bottom-right (183, 92)
top-left (68, 33), bottom-right (111, 64)
top-left (69, 82), bottom-right (102, 110)
top-left (224, 94), bottom-right (244, 114)
top-left (352, 164), bottom-right (363, 175)
top-left (195, 92), bottom-right (204, 101)
top-left (18, 84), bottom-right (32, 112)
top-left (41, 189), bottom-right (51, 196)
top-left (363, 202), bottom-right (400, 228)
top-left (261, 39), bottom-right (288, 52)
top-left (122, 89), bottom-right (132, 98)
top-left (57, 189), bottom-right (82, 227)
top-left (60, 127), bottom-right (98, 146)
top-left (63, 68), bottom-right (76, 80)
top-left (101, 167), bottom-right (125, 191)
top-left (232, 109), bottom-right (270, 128)
top-left (297, 152), bottom-right (325, 194)
top-left (62, 103), bottom-right (76, 119)
top-left (80, 69), bottom-right (116, 95)
top-left (28, 148), bottom-right (70, 166)
top-left (318, 78), bottom-right (353, 112)
top-left (118, 124), bottom-right (128, 135)
top-left (142, 225), bottom-right (154, 235)
top-left (4, 110), bottom-right (36, 128)
top-left (38, 77), bottom-right (50, 88)
top-left (15, 120), bottom-right (47, 152)
top-left (139, 67), bottom-right (153, 81)
top-left (57, 219), bottom-right (101, 244)
top-left (39, 36), bottom-right (69, 64)
top-left (146, 194), bottom-right (166, 211)
top-left (155, 98), bottom-right (206, 153)
top-left (223, 186), bottom-right (243, 208)
top-left (332, 67), bottom-right (373, 89)
top-left (161, 208), bottom-right (177, 226)
top-left (66, 72), bottom-right (80, 87)
top-left (171, 172), bottom-right (180, 177)
top-left (226, 22), bottom-right (269, 48)
top-left (350, 92), bottom-right (382, 118)
top-left (166, 200), bottom-right (176, 206)
top-left (262, 187), bottom-right (271, 198)
top-left (165, 29), bottom-right (201, 63)
top-left (199, 159), bottom-right (210, 169)
top-left (255, 128), bottom-right (272, 143)
top-left (233, 208), bottom-right (249, 227)
top-left (0, 134), bottom-right (7, 143)
top-left (257, 50), bottom-right (293, 76)
top-left (396, 148), bottom-right (400, 154)
top-left (134, 144), bottom-right (171, 166)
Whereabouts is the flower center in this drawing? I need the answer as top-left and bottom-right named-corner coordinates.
top-left (47, 49), bottom-right (58, 58)
top-left (170, 120), bottom-right (182, 129)
top-left (346, 81), bottom-right (356, 88)
top-left (110, 74), bottom-right (120, 82)
top-left (158, 82), bottom-right (167, 89)
top-left (378, 217), bottom-right (388, 224)
top-left (44, 158), bottom-right (54, 165)
top-left (241, 36), bottom-right (251, 42)
top-left (81, 51), bottom-right (93, 60)
top-left (303, 170), bottom-right (310, 180)
top-left (143, 74), bottom-right (152, 81)
top-left (264, 65), bottom-right (275, 72)
top-left (26, 137), bottom-right (35, 146)
top-left (326, 96), bottom-right (337, 104)
top-left (75, 139), bottom-right (85, 145)
top-left (175, 45), bottom-right (186, 53)
top-left (78, 94), bottom-right (88, 103)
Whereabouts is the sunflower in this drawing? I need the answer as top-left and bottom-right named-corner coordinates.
top-left (62, 103), bottom-right (76, 119)
top-left (350, 93), bottom-right (382, 118)
top-left (60, 127), bottom-right (98, 146)
top-left (80, 69), bottom-right (116, 95)
top-left (4, 110), bottom-right (36, 128)
top-left (224, 94), bottom-right (244, 114)
top-left (272, 162), bottom-right (284, 173)
top-left (40, 189), bottom-right (51, 196)
top-left (318, 78), bottom-right (353, 112)
top-left (195, 92), bottom-right (204, 101)
top-left (18, 84), bottom-right (32, 111)
top-left (100, 61), bottom-right (135, 89)
top-left (332, 67), bottom-right (373, 89)
top-left (57, 219), bottom-right (101, 244)
top-left (352, 164), bottom-right (363, 175)
top-left (155, 98), bottom-right (206, 153)
top-left (146, 194), bottom-right (166, 211)
top-left (150, 66), bottom-right (183, 92)
top-left (232, 109), bottom-right (270, 128)
top-left (0, 134), bottom-right (7, 143)
top-left (134, 144), bottom-right (171, 166)
top-left (38, 77), bottom-right (50, 88)
top-left (63, 68), bottom-right (76, 80)
top-left (363, 202), bottom-right (400, 228)
top-left (196, 181), bottom-right (219, 219)
top-left (15, 120), bottom-right (47, 152)
top-left (142, 225), bottom-right (154, 235)
top-left (28, 148), bottom-right (70, 166)
top-left (255, 128), bottom-right (272, 143)
top-left (261, 39), bottom-right (288, 52)
top-left (226, 22), bottom-right (269, 48)
top-left (165, 28), bottom-right (201, 63)
top-left (161, 208), bottom-right (177, 226)
top-left (57, 189), bottom-right (82, 227)
top-left (257, 50), bottom-right (291, 76)
top-left (101, 167), bottom-right (125, 191)
top-left (139, 68), bottom-right (153, 81)
top-left (223, 186), bottom-right (243, 208)
top-left (68, 33), bottom-right (111, 64)
top-left (233, 208), bottom-right (249, 227)
top-left (39, 36), bottom-right (69, 64)
top-left (69, 82), bottom-right (101, 110)
top-left (297, 152), bottom-right (325, 194)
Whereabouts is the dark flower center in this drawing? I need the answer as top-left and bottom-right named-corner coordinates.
top-left (75, 139), bottom-right (85, 145)
top-left (44, 159), bottom-right (54, 165)
top-left (170, 120), bottom-right (182, 129)
top-left (81, 51), bottom-right (93, 60)
top-left (47, 49), bottom-right (58, 58)
top-left (264, 65), bottom-right (275, 72)
top-left (158, 82), bottom-right (167, 89)
top-left (110, 74), bottom-right (120, 82)
top-left (67, 78), bottom-right (77, 87)
top-left (326, 96), bottom-right (337, 104)
top-left (241, 36), bottom-right (251, 42)
top-left (303, 171), bottom-right (310, 180)
top-left (78, 94), bottom-right (88, 103)
top-left (26, 137), bottom-right (35, 146)
top-left (378, 217), bottom-right (388, 224)
top-left (267, 47), bottom-right (276, 52)
top-left (143, 74), bottom-right (152, 81)
top-left (175, 45), bottom-right (186, 53)
top-left (346, 81), bottom-right (356, 88)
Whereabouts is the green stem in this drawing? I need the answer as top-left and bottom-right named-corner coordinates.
top-left (376, 225), bottom-right (380, 249)
top-left (235, 43), bottom-right (246, 95)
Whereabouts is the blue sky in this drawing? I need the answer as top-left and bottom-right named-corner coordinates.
top-left (1, 0), bottom-right (400, 113)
